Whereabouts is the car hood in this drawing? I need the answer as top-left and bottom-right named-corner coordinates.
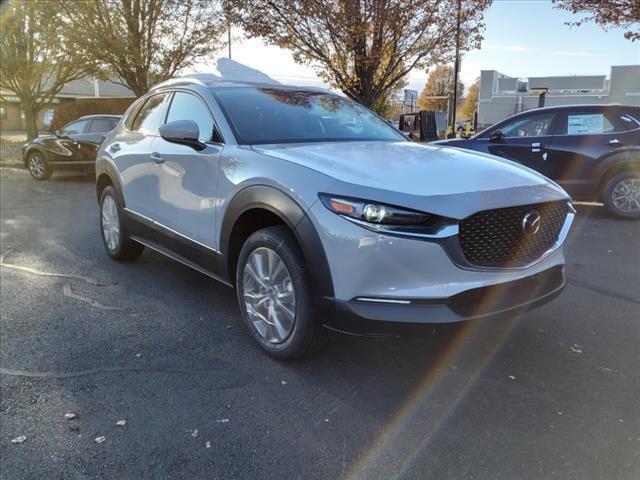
top-left (253, 141), bottom-right (569, 219)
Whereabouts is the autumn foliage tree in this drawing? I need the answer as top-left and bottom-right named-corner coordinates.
top-left (553, 0), bottom-right (640, 41)
top-left (417, 65), bottom-right (464, 112)
top-left (239, 0), bottom-right (492, 113)
top-left (0, 0), bottom-right (92, 139)
top-left (460, 77), bottom-right (479, 119)
top-left (63, 0), bottom-right (228, 96)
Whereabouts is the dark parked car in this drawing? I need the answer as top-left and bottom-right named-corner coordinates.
top-left (22, 115), bottom-right (120, 180)
top-left (436, 105), bottom-right (640, 219)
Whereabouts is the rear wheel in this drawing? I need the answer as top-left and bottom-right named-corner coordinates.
top-left (236, 226), bottom-right (327, 359)
top-left (602, 172), bottom-right (640, 220)
top-left (99, 185), bottom-right (144, 260)
top-left (27, 151), bottom-right (51, 180)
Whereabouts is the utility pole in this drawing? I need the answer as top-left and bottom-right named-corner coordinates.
top-left (448, 0), bottom-right (462, 138)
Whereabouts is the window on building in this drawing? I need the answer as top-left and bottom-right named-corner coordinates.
top-left (0, 107), bottom-right (7, 120)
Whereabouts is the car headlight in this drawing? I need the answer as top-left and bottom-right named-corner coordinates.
top-left (319, 194), bottom-right (433, 226)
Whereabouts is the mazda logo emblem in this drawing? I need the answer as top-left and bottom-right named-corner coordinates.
top-left (522, 211), bottom-right (541, 236)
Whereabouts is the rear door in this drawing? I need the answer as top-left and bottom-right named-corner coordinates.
top-left (151, 90), bottom-right (223, 258)
top-left (114, 93), bottom-right (170, 222)
top-left (58, 119), bottom-right (91, 161)
top-left (486, 111), bottom-right (557, 176)
top-left (545, 108), bottom-right (633, 198)
top-left (84, 117), bottom-right (118, 161)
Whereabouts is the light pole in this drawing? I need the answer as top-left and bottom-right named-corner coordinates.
top-left (448, 0), bottom-right (462, 138)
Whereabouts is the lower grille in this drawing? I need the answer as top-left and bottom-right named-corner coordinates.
top-left (459, 201), bottom-right (568, 268)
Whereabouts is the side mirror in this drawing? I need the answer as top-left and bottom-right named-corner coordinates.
top-left (159, 120), bottom-right (205, 151)
top-left (489, 130), bottom-right (504, 143)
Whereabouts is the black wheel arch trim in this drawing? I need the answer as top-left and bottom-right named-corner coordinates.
top-left (95, 159), bottom-right (125, 206)
top-left (23, 145), bottom-right (47, 165)
top-left (220, 185), bottom-right (335, 300)
top-left (593, 149), bottom-right (640, 196)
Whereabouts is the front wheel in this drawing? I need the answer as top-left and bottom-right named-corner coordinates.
top-left (236, 226), bottom-right (327, 359)
top-left (27, 151), bottom-right (51, 180)
top-left (99, 185), bottom-right (144, 260)
top-left (602, 172), bottom-right (640, 220)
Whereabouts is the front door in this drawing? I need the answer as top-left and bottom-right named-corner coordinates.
top-left (151, 91), bottom-right (223, 260)
top-left (486, 111), bottom-right (558, 176)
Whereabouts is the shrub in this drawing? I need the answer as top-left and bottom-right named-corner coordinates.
top-left (50, 97), bottom-right (136, 132)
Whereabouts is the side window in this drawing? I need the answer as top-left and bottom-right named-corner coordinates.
top-left (565, 113), bottom-right (611, 135)
top-left (123, 99), bottom-right (146, 130)
top-left (88, 118), bottom-right (116, 133)
top-left (500, 113), bottom-right (555, 138)
top-left (607, 112), bottom-right (640, 133)
top-left (131, 93), bottom-right (168, 134)
top-left (61, 120), bottom-right (88, 135)
top-left (165, 92), bottom-right (216, 142)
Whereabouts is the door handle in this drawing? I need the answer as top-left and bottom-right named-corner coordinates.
top-left (150, 152), bottom-right (164, 164)
top-left (531, 142), bottom-right (543, 152)
top-left (109, 143), bottom-right (121, 153)
top-left (608, 138), bottom-right (622, 145)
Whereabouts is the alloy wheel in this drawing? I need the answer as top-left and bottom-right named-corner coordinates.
top-left (242, 247), bottom-right (296, 344)
top-left (28, 153), bottom-right (46, 178)
top-left (611, 178), bottom-right (640, 214)
top-left (101, 194), bottom-right (120, 252)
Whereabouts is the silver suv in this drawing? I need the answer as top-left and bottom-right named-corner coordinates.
top-left (96, 76), bottom-right (574, 359)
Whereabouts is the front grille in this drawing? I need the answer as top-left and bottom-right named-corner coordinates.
top-left (458, 201), bottom-right (568, 268)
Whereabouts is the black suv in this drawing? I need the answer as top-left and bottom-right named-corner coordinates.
top-left (437, 105), bottom-right (640, 219)
top-left (22, 114), bottom-right (120, 180)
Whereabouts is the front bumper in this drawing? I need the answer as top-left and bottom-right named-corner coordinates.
top-left (321, 265), bottom-right (565, 335)
top-left (307, 199), bottom-right (572, 335)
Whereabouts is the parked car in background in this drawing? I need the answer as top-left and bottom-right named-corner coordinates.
top-left (95, 76), bottom-right (573, 359)
top-left (435, 105), bottom-right (640, 219)
top-left (22, 115), bottom-right (120, 180)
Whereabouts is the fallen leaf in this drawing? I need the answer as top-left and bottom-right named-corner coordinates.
top-left (68, 424), bottom-right (80, 432)
top-left (11, 435), bottom-right (27, 444)
top-left (569, 344), bottom-right (583, 354)
top-left (115, 420), bottom-right (127, 426)
top-left (281, 380), bottom-right (288, 386)
top-left (205, 441), bottom-right (212, 449)
top-left (508, 375), bottom-right (516, 380)
top-left (94, 436), bottom-right (106, 444)
top-left (191, 429), bottom-right (199, 438)
top-left (215, 419), bottom-right (229, 423)
top-left (64, 412), bottom-right (78, 420)
top-left (135, 353), bottom-right (142, 358)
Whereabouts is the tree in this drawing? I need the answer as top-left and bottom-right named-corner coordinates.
top-left (460, 77), bottom-right (479, 119)
top-left (63, 0), bottom-right (228, 96)
top-left (239, 0), bottom-right (492, 113)
top-left (553, 0), bottom-right (640, 41)
top-left (417, 65), bottom-right (464, 112)
top-left (0, 0), bottom-right (92, 140)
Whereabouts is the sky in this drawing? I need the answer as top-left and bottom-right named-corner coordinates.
top-left (195, 0), bottom-right (640, 95)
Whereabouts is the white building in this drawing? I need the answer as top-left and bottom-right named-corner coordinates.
top-left (478, 65), bottom-right (640, 128)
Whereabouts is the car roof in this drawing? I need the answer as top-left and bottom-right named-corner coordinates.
top-left (150, 75), bottom-right (330, 95)
top-left (507, 104), bottom-right (632, 116)
top-left (77, 114), bottom-right (122, 120)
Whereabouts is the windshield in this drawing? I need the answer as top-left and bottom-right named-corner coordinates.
top-left (212, 87), bottom-right (406, 145)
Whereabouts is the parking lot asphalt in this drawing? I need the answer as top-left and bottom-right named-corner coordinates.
top-left (1, 167), bottom-right (639, 480)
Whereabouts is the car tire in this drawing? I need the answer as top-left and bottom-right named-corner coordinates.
top-left (235, 226), bottom-right (328, 359)
top-left (602, 171), bottom-right (640, 220)
top-left (26, 150), bottom-right (52, 180)
top-left (99, 185), bottom-right (144, 260)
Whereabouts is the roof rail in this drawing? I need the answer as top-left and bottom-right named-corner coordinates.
top-left (150, 73), bottom-right (221, 91)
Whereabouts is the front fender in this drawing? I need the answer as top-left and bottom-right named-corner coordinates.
top-left (220, 185), bottom-right (334, 300)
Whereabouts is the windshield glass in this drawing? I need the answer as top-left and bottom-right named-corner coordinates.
top-left (212, 87), bottom-right (406, 145)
